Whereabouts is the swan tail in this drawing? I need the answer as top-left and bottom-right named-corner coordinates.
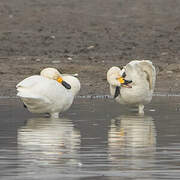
top-left (17, 88), bottom-right (51, 113)
top-left (17, 88), bottom-right (40, 99)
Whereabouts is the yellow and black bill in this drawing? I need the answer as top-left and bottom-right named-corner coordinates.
top-left (57, 77), bottom-right (71, 89)
top-left (114, 78), bottom-right (132, 98)
top-left (117, 77), bottom-right (132, 88)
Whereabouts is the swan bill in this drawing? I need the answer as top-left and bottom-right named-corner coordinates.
top-left (62, 81), bottom-right (71, 89)
top-left (57, 77), bottom-right (71, 89)
top-left (117, 77), bottom-right (125, 84)
top-left (122, 84), bottom-right (132, 88)
top-left (122, 79), bottom-right (132, 88)
top-left (114, 83), bottom-right (132, 98)
top-left (118, 77), bottom-right (132, 88)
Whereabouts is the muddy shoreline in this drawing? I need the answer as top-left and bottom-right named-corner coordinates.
top-left (0, 0), bottom-right (180, 96)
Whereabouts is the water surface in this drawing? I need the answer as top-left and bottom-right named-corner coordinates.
top-left (0, 97), bottom-right (180, 179)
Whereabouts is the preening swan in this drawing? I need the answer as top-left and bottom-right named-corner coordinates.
top-left (16, 68), bottom-right (80, 118)
top-left (107, 60), bottom-right (156, 114)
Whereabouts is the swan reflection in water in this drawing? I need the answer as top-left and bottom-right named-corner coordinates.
top-left (108, 115), bottom-right (157, 168)
top-left (18, 117), bottom-right (81, 166)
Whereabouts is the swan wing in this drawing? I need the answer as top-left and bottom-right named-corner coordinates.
top-left (16, 75), bottom-right (51, 103)
top-left (16, 76), bottom-right (50, 112)
top-left (125, 60), bottom-right (156, 91)
top-left (16, 75), bottom-right (46, 88)
top-left (138, 60), bottom-right (156, 91)
top-left (16, 75), bottom-right (71, 113)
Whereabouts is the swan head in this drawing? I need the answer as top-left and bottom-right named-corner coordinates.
top-left (107, 66), bottom-right (132, 87)
top-left (107, 66), bottom-right (132, 98)
top-left (62, 75), bottom-right (81, 96)
top-left (40, 68), bottom-right (71, 89)
top-left (40, 68), bottom-right (61, 80)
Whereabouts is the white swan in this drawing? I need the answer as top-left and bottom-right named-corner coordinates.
top-left (107, 60), bottom-right (156, 114)
top-left (16, 68), bottom-right (81, 118)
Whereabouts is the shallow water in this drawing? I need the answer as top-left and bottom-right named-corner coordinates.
top-left (0, 97), bottom-right (180, 180)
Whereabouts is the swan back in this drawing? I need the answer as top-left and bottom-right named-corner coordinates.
top-left (125, 60), bottom-right (156, 92)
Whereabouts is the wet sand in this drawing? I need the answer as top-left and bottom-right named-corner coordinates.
top-left (0, 0), bottom-right (180, 96)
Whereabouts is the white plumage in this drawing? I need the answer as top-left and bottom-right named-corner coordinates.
top-left (16, 68), bottom-right (80, 118)
top-left (107, 60), bottom-right (156, 114)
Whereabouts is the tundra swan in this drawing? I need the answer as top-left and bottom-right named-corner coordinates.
top-left (16, 68), bottom-right (80, 118)
top-left (107, 60), bottom-right (156, 114)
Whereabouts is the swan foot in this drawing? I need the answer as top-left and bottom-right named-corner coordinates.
top-left (138, 104), bottom-right (144, 115)
top-left (50, 112), bottom-right (59, 118)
